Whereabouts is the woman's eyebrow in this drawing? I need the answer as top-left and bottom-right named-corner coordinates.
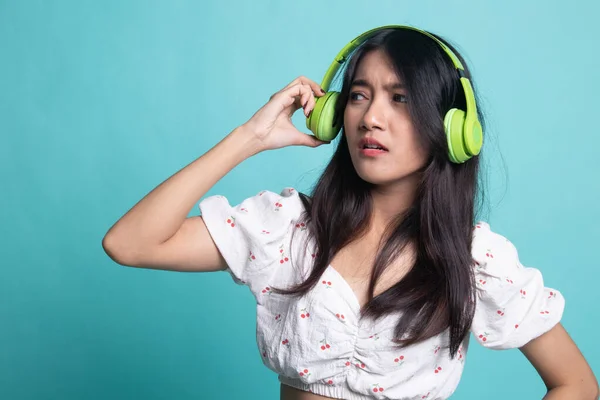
top-left (350, 78), bottom-right (406, 90)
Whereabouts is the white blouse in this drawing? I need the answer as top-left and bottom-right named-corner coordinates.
top-left (199, 187), bottom-right (565, 399)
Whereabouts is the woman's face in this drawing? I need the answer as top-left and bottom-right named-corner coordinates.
top-left (343, 49), bottom-right (429, 188)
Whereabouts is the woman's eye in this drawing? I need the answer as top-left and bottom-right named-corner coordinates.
top-left (349, 92), bottom-right (365, 101)
top-left (393, 94), bottom-right (408, 103)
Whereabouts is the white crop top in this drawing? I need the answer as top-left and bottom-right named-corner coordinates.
top-left (198, 187), bottom-right (565, 399)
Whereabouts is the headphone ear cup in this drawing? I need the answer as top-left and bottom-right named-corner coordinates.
top-left (444, 108), bottom-right (469, 164)
top-left (306, 91), bottom-right (342, 141)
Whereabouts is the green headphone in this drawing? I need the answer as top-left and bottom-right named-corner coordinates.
top-left (305, 25), bottom-right (483, 164)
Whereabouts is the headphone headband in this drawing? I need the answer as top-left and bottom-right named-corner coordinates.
top-left (320, 25), bottom-right (465, 92)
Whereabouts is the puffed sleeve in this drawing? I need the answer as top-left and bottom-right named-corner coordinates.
top-left (198, 187), bottom-right (305, 291)
top-left (470, 221), bottom-right (565, 349)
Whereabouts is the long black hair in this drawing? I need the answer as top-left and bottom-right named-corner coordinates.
top-left (273, 28), bottom-right (488, 359)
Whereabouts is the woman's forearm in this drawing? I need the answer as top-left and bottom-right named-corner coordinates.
top-left (102, 126), bottom-right (262, 261)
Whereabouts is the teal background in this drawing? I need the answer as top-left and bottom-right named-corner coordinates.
top-left (1, 1), bottom-right (598, 399)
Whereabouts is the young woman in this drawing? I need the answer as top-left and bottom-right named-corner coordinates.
top-left (102, 26), bottom-right (598, 399)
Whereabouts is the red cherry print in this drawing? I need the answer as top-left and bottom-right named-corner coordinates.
top-left (373, 388), bottom-right (378, 393)
top-left (515, 324), bottom-right (519, 328)
top-left (301, 314), bottom-right (305, 318)
top-left (321, 345), bottom-right (326, 350)
top-left (304, 369), bottom-right (308, 373)
top-left (323, 280), bottom-right (327, 284)
top-left (345, 361), bottom-right (351, 366)
top-left (326, 344), bottom-right (330, 348)
top-left (336, 313), bottom-right (340, 318)
top-left (306, 313), bottom-right (310, 317)
top-left (361, 363), bottom-right (365, 368)
top-left (328, 380), bottom-right (333, 384)
top-left (380, 388), bottom-right (384, 392)
top-left (327, 281), bottom-right (332, 285)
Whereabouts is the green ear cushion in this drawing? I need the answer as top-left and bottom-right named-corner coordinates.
top-left (306, 91), bottom-right (342, 141)
top-left (464, 117), bottom-right (483, 157)
top-left (445, 108), bottom-right (469, 163)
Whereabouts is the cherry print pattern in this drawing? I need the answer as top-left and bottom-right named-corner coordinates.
top-left (279, 244), bottom-right (289, 264)
top-left (335, 313), bottom-right (346, 323)
top-left (372, 383), bottom-right (385, 393)
top-left (274, 199), bottom-right (284, 211)
top-left (321, 280), bottom-right (332, 288)
top-left (299, 368), bottom-right (310, 378)
top-left (261, 286), bottom-right (271, 294)
top-left (200, 190), bottom-right (566, 398)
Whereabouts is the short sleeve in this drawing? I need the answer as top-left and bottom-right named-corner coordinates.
top-left (198, 187), bottom-right (305, 290)
top-left (469, 221), bottom-right (565, 350)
